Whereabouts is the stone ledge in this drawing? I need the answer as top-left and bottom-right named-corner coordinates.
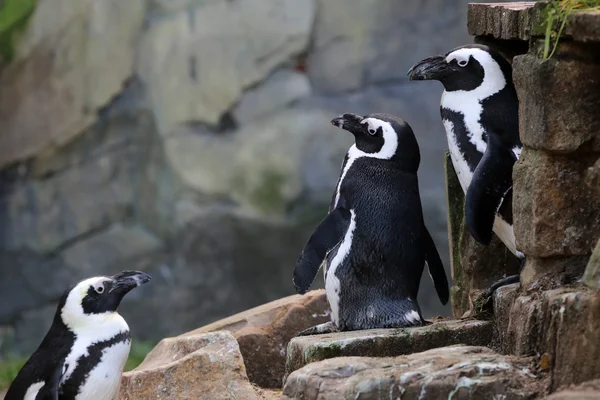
top-left (468, 2), bottom-right (600, 42)
top-left (283, 346), bottom-right (546, 400)
top-left (285, 319), bottom-right (492, 376)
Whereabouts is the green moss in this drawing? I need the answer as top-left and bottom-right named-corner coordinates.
top-left (248, 170), bottom-right (288, 214)
top-left (124, 340), bottom-right (155, 371)
top-left (305, 342), bottom-right (344, 363)
top-left (0, 0), bottom-right (36, 62)
top-left (0, 355), bottom-right (27, 391)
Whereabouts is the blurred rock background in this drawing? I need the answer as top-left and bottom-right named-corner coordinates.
top-left (0, 0), bottom-right (496, 355)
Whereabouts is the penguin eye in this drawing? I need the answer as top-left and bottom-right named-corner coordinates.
top-left (94, 284), bottom-right (105, 294)
top-left (458, 59), bottom-right (468, 67)
top-left (368, 128), bottom-right (376, 136)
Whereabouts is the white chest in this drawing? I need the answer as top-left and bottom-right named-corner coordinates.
top-left (75, 340), bottom-right (131, 400)
top-left (443, 118), bottom-right (475, 193)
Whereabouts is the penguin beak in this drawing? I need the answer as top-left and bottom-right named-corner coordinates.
top-left (407, 55), bottom-right (449, 81)
top-left (110, 270), bottom-right (151, 295)
top-left (331, 113), bottom-right (364, 135)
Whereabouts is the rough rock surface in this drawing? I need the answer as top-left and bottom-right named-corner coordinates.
top-left (286, 319), bottom-right (492, 375)
top-left (513, 148), bottom-right (600, 258)
top-left (182, 290), bottom-right (330, 389)
top-left (445, 153), bottom-right (521, 317)
top-left (283, 346), bottom-right (546, 400)
top-left (546, 380), bottom-right (600, 399)
top-left (583, 239), bottom-right (600, 290)
top-left (493, 284), bottom-right (600, 390)
top-left (119, 331), bottom-right (259, 400)
top-left (467, 2), bottom-right (538, 40)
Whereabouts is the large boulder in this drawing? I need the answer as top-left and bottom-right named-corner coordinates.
top-left (283, 346), bottom-right (546, 399)
top-left (119, 331), bottom-right (260, 400)
top-left (183, 290), bottom-right (330, 388)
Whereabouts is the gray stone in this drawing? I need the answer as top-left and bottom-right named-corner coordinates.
top-left (583, 238), bottom-right (600, 290)
top-left (285, 319), bottom-right (493, 376)
top-left (138, 0), bottom-right (315, 132)
top-left (62, 224), bottom-right (162, 275)
top-left (0, 0), bottom-right (145, 168)
top-left (467, 2), bottom-right (538, 41)
top-left (233, 69), bottom-right (311, 124)
top-left (283, 346), bottom-right (546, 400)
top-left (164, 108), bottom-right (351, 216)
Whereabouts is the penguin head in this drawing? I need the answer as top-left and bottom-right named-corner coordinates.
top-left (407, 44), bottom-right (512, 93)
top-left (60, 271), bottom-right (151, 328)
top-left (331, 112), bottom-right (420, 172)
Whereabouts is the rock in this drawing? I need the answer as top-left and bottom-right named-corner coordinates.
top-left (444, 152), bottom-right (520, 317)
top-left (119, 331), bottom-right (259, 400)
top-left (583, 238), bottom-right (600, 290)
top-left (164, 108), bottom-right (351, 216)
top-left (138, 0), bottom-right (315, 132)
top-left (513, 41), bottom-right (600, 153)
top-left (182, 290), bottom-right (330, 389)
top-left (546, 379), bottom-right (600, 399)
top-left (513, 148), bottom-right (600, 258)
top-left (233, 69), bottom-right (311, 125)
top-left (0, 0), bottom-right (145, 168)
top-left (493, 285), bottom-right (600, 390)
top-left (283, 346), bottom-right (546, 400)
top-left (308, 0), bottom-right (473, 93)
top-left (285, 319), bottom-right (492, 376)
top-left (467, 2), bottom-right (538, 41)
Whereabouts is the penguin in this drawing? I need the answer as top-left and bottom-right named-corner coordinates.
top-left (5, 270), bottom-right (151, 400)
top-left (407, 44), bottom-right (523, 293)
top-left (293, 112), bottom-right (449, 334)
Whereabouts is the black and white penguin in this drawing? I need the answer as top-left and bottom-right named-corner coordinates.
top-left (5, 270), bottom-right (151, 400)
top-left (293, 113), bottom-right (449, 334)
top-left (407, 45), bottom-right (524, 288)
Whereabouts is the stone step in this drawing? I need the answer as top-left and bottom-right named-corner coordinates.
top-left (285, 319), bottom-right (492, 376)
top-left (283, 345), bottom-right (546, 400)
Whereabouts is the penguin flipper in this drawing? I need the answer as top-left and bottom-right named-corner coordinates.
top-left (293, 207), bottom-right (351, 294)
top-left (466, 132), bottom-right (517, 245)
top-left (35, 363), bottom-right (64, 400)
top-left (424, 227), bottom-right (449, 305)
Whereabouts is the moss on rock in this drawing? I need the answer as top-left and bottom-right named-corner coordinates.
top-left (0, 0), bottom-right (36, 62)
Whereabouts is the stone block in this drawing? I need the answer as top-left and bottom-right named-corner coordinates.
top-left (582, 238), bottom-right (600, 290)
top-left (445, 152), bottom-right (520, 317)
top-left (513, 148), bottom-right (600, 257)
top-left (119, 331), bottom-right (259, 400)
top-left (547, 379), bottom-right (600, 399)
top-left (283, 346), bottom-right (546, 400)
top-left (182, 290), bottom-right (330, 389)
top-left (513, 41), bottom-right (600, 153)
top-left (493, 285), bottom-right (600, 390)
top-left (468, 2), bottom-right (538, 40)
top-left (285, 319), bottom-right (492, 376)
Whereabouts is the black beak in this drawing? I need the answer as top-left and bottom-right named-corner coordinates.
top-left (331, 113), bottom-right (364, 135)
top-left (110, 270), bottom-right (151, 295)
top-left (407, 55), bottom-right (449, 81)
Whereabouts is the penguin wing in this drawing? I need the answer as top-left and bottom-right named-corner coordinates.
top-left (466, 131), bottom-right (517, 245)
top-left (293, 207), bottom-right (351, 294)
top-left (424, 227), bottom-right (449, 305)
top-left (34, 363), bottom-right (64, 400)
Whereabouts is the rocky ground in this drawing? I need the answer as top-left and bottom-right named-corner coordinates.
top-left (115, 287), bottom-right (600, 399)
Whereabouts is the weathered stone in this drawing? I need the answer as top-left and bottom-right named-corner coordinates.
top-left (61, 224), bottom-right (162, 275)
top-left (583, 238), bottom-right (600, 290)
top-left (0, 0), bottom-right (145, 168)
top-left (286, 319), bottom-right (492, 376)
top-left (445, 152), bottom-right (520, 317)
top-left (513, 148), bottom-right (600, 257)
top-left (138, 0), bottom-right (315, 132)
top-left (586, 158), bottom-right (600, 198)
top-left (520, 255), bottom-right (590, 289)
top-left (565, 11), bottom-right (600, 43)
top-left (467, 2), bottom-right (537, 41)
top-left (493, 285), bottom-right (600, 390)
top-left (182, 290), bottom-right (330, 388)
top-left (233, 69), bottom-right (311, 125)
top-left (283, 346), bottom-right (545, 400)
top-left (119, 331), bottom-right (259, 400)
top-left (513, 41), bottom-right (600, 153)
top-left (547, 379), bottom-right (600, 399)
top-left (164, 108), bottom-right (350, 216)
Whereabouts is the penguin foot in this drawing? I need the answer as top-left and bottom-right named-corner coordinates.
top-left (296, 322), bottom-right (338, 337)
top-left (481, 274), bottom-right (521, 299)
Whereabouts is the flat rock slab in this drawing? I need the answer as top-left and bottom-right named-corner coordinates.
top-left (468, 2), bottom-right (600, 42)
top-left (283, 345), bottom-right (546, 400)
top-left (286, 319), bottom-right (492, 375)
top-left (546, 379), bottom-right (600, 399)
